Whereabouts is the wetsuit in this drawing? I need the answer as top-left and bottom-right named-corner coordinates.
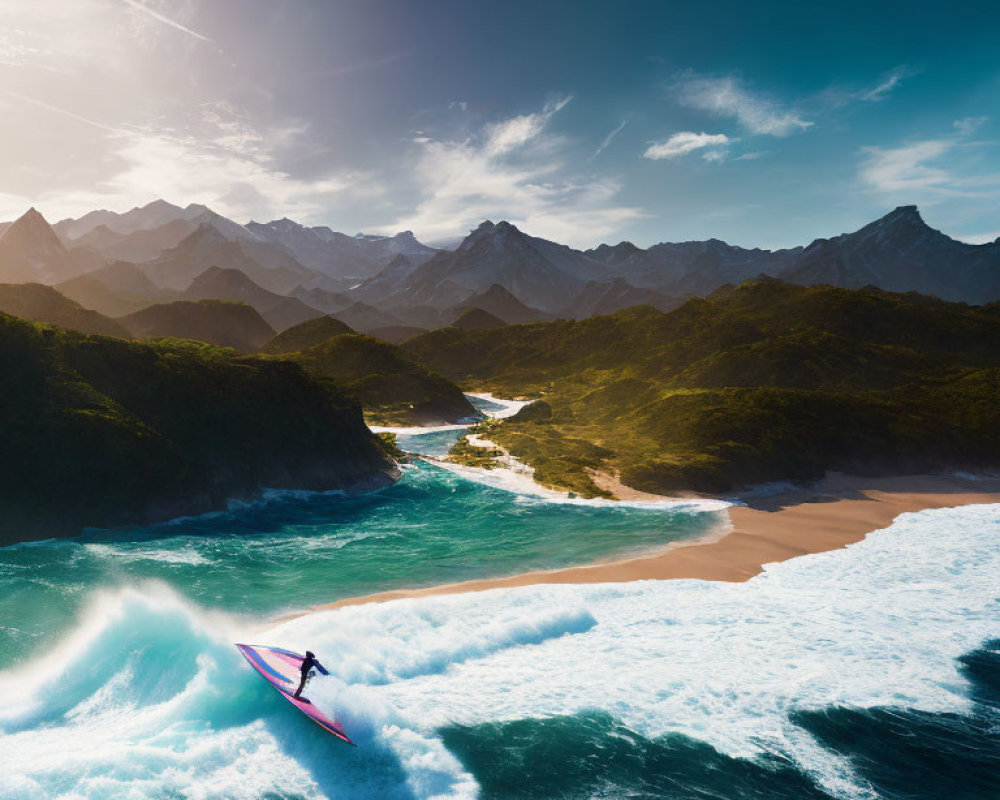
top-left (294, 654), bottom-right (319, 699)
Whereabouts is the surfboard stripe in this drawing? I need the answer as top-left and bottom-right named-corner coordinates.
top-left (237, 643), bottom-right (292, 685)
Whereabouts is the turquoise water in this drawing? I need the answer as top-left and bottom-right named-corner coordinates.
top-left (1, 405), bottom-right (998, 799)
top-left (0, 460), bottom-right (722, 672)
top-left (392, 393), bottom-right (507, 456)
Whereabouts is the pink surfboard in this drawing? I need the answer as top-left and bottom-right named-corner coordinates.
top-left (236, 643), bottom-right (355, 746)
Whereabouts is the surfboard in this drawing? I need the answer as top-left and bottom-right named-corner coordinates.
top-left (235, 643), bottom-right (355, 746)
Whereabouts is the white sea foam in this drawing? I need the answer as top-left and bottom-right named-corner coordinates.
top-left (3, 504), bottom-right (998, 799)
top-left (0, 585), bottom-right (476, 800)
top-left (271, 502), bottom-right (1000, 798)
top-left (427, 458), bottom-right (731, 512)
top-left (368, 424), bottom-right (470, 435)
top-left (84, 543), bottom-right (213, 566)
top-left (464, 392), bottom-right (533, 419)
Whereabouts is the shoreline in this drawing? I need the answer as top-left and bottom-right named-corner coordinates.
top-left (299, 471), bottom-right (1000, 614)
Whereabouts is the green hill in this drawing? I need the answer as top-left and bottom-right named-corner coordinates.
top-left (404, 279), bottom-right (1000, 496)
top-left (118, 299), bottom-right (275, 352)
top-left (261, 314), bottom-right (355, 354)
top-left (451, 307), bottom-right (508, 330)
top-left (0, 314), bottom-right (397, 544)
top-left (294, 333), bottom-right (478, 425)
top-left (0, 283), bottom-right (129, 338)
top-left (367, 325), bottom-right (427, 343)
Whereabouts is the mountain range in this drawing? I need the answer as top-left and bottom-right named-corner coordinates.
top-left (1, 200), bottom-right (997, 339)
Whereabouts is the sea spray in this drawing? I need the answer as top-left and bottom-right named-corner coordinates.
top-left (268, 503), bottom-right (1000, 799)
top-left (1, 505), bottom-right (999, 798)
top-left (0, 584), bottom-right (477, 800)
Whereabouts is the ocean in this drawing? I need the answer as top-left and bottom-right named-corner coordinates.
top-left (0, 398), bottom-right (997, 799)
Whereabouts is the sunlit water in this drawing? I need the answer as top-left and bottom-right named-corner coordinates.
top-left (0, 395), bottom-right (997, 799)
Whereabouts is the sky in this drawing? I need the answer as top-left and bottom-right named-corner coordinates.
top-left (1, 0), bottom-right (998, 249)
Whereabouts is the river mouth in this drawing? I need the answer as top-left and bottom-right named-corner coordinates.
top-left (369, 392), bottom-right (523, 457)
top-left (0, 393), bottom-right (726, 672)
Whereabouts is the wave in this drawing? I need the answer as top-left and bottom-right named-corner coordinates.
top-left (271, 502), bottom-right (1000, 798)
top-left (2, 503), bottom-right (998, 798)
top-left (0, 584), bottom-right (477, 800)
top-left (438, 667), bottom-right (1000, 800)
top-left (426, 457), bottom-right (731, 512)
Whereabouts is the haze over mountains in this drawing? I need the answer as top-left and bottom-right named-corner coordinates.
top-left (0, 200), bottom-right (997, 343)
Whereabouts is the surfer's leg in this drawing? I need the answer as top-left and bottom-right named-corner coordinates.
top-left (293, 675), bottom-right (306, 698)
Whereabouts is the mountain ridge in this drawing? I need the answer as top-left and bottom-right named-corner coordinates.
top-left (183, 266), bottom-right (325, 331)
top-left (9, 202), bottom-right (1000, 318)
top-left (118, 299), bottom-right (276, 352)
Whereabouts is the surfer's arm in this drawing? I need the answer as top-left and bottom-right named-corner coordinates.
top-left (315, 661), bottom-right (329, 675)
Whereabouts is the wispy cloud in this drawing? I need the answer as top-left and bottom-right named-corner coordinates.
top-left (860, 140), bottom-right (955, 193)
top-left (483, 96), bottom-right (571, 156)
top-left (2, 89), bottom-right (126, 134)
top-left (119, 0), bottom-right (211, 42)
top-left (3, 97), bottom-right (365, 222)
top-left (590, 120), bottom-right (627, 160)
top-left (859, 120), bottom-right (1000, 198)
top-left (954, 116), bottom-right (989, 136)
top-left (859, 66), bottom-right (915, 102)
top-left (675, 74), bottom-right (812, 137)
top-left (957, 229), bottom-right (1000, 244)
top-left (100, 126), bottom-right (365, 222)
top-left (643, 131), bottom-right (731, 160)
top-left (378, 98), bottom-right (644, 246)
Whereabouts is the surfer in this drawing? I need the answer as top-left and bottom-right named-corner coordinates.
top-left (293, 650), bottom-right (326, 700)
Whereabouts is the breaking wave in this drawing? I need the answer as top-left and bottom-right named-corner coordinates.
top-left (1, 503), bottom-right (998, 798)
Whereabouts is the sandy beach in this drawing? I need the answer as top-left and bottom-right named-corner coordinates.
top-left (307, 471), bottom-right (1000, 612)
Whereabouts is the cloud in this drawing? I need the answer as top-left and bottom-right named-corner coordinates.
top-left (643, 131), bottom-right (731, 160)
top-left (2, 96), bottom-right (366, 223)
top-left (106, 128), bottom-right (363, 221)
top-left (376, 98), bottom-right (644, 247)
top-left (859, 139), bottom-right (1000, 202)
top-left (860, 140), bottom-right (955, 193)
top-left (957, 229), bottom-right (1000, 244)
top-left (675, 74), bottom-right (812, 137)
top-left (482, 96), bottom-right (571, 157)
top-left (590, 120), bottom-right (627, 160)
top-left (119, 0), bottom-right (211, 42)
top-left (954, 116), bottom-right (989, 136)
top-left (859, 122), bottom-right (1000, 198)
top-left (1, 89), bottom-right (125, 134)
top-left (859, 66), bottom-right (915, 102)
